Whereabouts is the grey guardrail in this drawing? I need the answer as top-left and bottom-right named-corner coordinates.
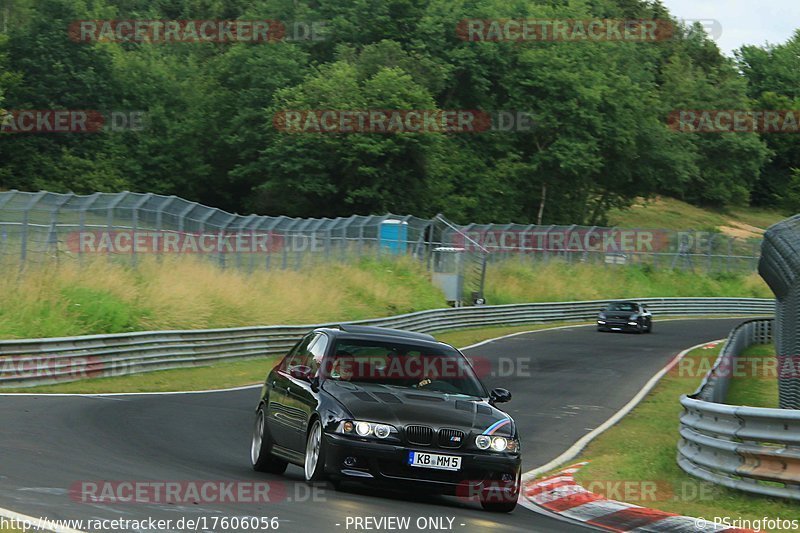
top-left (678, 318), bottom-right (800, 500)
top-left (0, 297), bottom-right (774, 389)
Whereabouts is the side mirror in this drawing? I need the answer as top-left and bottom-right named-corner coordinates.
top-left (289, 365), bottom-right (313, 382)
top-left (490, 388), bottom-right (512, 404)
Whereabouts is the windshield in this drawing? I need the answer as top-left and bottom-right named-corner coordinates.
top-left (325, 339), bottom-right (486, 397)
top-left (607, 302), bottom-right (637, 312)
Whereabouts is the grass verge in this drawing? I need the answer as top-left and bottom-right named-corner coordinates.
top-left (726, 344), bottom-right (779, 408)
top-left (1, 357), bottom-right (280, 394)
top-left (607, 196), bottom-right (786, 233)
top-left (571, 343), bottom-right (796, 528)
top-left (485, 262), bottom-right (771, 304)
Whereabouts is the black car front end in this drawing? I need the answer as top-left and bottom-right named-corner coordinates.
top-left (252, 325), bottom-right (524, 512)
top-left (321, 419), bottom-right (521, 500)
top-left (597, 312), bottom-right (642, 331)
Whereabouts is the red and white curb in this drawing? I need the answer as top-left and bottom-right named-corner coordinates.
top-left (520, 463), bottom-right (755, 532)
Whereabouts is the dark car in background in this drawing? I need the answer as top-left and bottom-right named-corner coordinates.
top-left (597, 301), bottom-right (653, 333)
top-left (250, 325), bottom-right (521, 512)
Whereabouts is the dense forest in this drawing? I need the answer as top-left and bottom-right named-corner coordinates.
top-left (0, 0), bottom-right (798, 224)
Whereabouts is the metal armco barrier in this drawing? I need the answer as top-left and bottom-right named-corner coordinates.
top-left (693, 319), bottom-right (774, 404)
top-left (0, 297), bottom-right (774, 389)
top-left (678, 318), bottom-right (800, 501)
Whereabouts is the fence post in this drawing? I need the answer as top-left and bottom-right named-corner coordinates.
top-left (217, 214), bottom-right (237, 270)
top-left (20, 191), bottom-right (47, 270)
top-left (131, 193), bottom-right (153, 267)
top-left (105, 192), bottom-right (128, 263)
top-left (154, 196), bottom-right (177, 264)
top-left (0, 191), bottom-right (17, 267)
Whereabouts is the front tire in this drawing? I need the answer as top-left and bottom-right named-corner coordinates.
top-left (251, 405), bottom-right (288, 474)
top-left (304, 419), bottom-right (327, 482)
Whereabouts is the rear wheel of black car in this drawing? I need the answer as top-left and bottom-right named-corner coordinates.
top-left (304, 419), bottom-right (327, 483)
top-left (646, 322), bottom-right (653, 333)
top-left (251, 405), bottom-right (288, 474)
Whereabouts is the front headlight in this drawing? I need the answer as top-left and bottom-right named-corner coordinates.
top-left (374, 424), bottom-right (391, 438)
top-left (475, 435), bottom-right (519, 453)
top-left (475, 435), bottom-right (492, 449)
top-left (490, 437), bottom-right (508, 452)
top-left (337, 420), bottom-right (397, 439)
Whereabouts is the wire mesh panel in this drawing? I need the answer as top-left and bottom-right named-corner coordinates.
top-left (440, 223), bottom-right (760, 274)
top-left (0, 191), bottom-right (763, 278)
top-left (0, 191), bottom-right (441, 271)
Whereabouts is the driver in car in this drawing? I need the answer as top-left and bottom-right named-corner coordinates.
top-left (330, 351), bottom-right (356, 381)
top-left (415, 354), bottom-right (440, 388)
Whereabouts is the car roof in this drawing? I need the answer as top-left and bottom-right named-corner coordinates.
top-left (314, 325), bottom-right (447, 348)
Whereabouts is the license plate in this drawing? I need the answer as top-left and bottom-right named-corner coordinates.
top-left (407, 451), bottom-right (462, 471)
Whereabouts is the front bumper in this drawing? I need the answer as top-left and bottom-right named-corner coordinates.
top-left (597, 319), bottom-right (640, 331)
top-left (323, 432), bottom-right (521, 495)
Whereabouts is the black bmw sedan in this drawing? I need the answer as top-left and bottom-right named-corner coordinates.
top-left (250, 324), bottom-right (521, 512)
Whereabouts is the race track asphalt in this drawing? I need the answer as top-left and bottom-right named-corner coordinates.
top-left (0, 318), bottom-right (744, 533)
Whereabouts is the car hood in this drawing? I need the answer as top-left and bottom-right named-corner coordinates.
top-left (322, 380), bottom-right (514, 436)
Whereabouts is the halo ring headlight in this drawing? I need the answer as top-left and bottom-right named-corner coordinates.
top-left (475, 435), bottom-right (491, 449)
top-left (490, 436), bottom-right (508, 452)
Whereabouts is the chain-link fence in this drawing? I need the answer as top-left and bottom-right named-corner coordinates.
top-left (0, 190), bottom-right (763, 284)
top-left (445, 222), bottom-right (762, 273)
top-left (759, 216), bottom-right (800, 409)
top-left (0, 190), bottom-right (440, 270)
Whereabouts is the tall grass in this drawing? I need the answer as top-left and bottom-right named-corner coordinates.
top-left (0, 256), bottom-right (445, 339)
top-left (0, 255), bottom-right (774, 340)
top-left (485, 261), bottom-right (772, 304)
